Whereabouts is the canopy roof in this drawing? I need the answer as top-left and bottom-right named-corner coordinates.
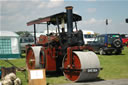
top-left (27, 12), bottom-right (82, 26)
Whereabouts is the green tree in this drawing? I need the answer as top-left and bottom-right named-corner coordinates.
top-left (16, 31), bottom-right (32, 37)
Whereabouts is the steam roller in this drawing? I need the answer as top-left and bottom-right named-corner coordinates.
top-left (26, 6), bottom-right (102, 82)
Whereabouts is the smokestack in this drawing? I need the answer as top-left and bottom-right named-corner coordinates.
top-left (65, 6), bottom-right (73, 34)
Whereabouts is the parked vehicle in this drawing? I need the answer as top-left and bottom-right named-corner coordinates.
top-left (120, 34), bottom-right (128, 47)
top-left (88, 34), bottom-right (123, 55)
top-left (20, 36), bottom-right (34, 53)
top-left (83, 30), bottom-right (95, 44)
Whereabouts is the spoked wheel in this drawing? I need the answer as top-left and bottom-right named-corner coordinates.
top-left (26, 46), bottom-right (43, 69)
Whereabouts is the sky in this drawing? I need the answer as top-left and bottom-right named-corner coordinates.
top-left (0, 0), bottom-right (128, 34)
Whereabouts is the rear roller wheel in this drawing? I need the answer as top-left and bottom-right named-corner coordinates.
top-left (26, 46), bottom-right (43, 69)
top-left (26, 48), bottom-right (35, 69)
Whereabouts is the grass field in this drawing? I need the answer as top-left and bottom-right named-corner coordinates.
top-left (99, 47), bottom-right (128, 79)
top-left (0, 47), bottom-right (128, 85)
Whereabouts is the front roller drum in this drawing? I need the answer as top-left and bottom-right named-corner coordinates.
top-left (62, 51), bottom-right (101, 82)
top-left (26, 46), bottom-right (45, 69)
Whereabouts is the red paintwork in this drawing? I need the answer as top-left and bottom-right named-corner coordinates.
top-left (67, 47), bottom-right (72, 68)
top-left (121, 34), bottom-right (128, 47)
top-left (38, 35), bottom-right (59, 45)
top-left (45, 47), bottom-right (56, 71)
top-left (122, 38), bottom-right (128, 47)
top-left (26, 48), bottom-right (35, 69)
top-left (38, 35), bottom-right (48, 45)
top-left (63, 49), bottom-right (81, 81)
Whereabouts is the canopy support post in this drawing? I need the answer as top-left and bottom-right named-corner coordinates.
top-left (34, 24), bottom-right (36, 45)
top-left (75, 21), bottom-right (78, 31)
top-left (47, 22), bottom-right (49, 35)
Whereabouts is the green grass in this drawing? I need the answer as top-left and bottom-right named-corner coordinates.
top-left (0, 58), bottom-right (28, 85)
top-left (46, 76), bottom-right (71, 84)
top-left (0, 47), bottom-right (128, 84)
top-left (98, 46), bottom-right (128, 80)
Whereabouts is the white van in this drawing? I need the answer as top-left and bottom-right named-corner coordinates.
top-left (83, 30), bottom-right (95, 44)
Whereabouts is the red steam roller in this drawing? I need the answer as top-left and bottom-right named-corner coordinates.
top-left (26, 6), bottom-right (102, 82)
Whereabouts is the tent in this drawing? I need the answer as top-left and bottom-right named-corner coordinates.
top-left (0, 31), bottom-right (21, 59)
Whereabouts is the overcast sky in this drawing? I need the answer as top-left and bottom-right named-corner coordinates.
top-left (0, 0), bottom-right (128, 34)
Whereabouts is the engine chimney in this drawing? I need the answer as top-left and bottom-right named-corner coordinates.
top-left (65, 6), bottom-right (73, 34)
